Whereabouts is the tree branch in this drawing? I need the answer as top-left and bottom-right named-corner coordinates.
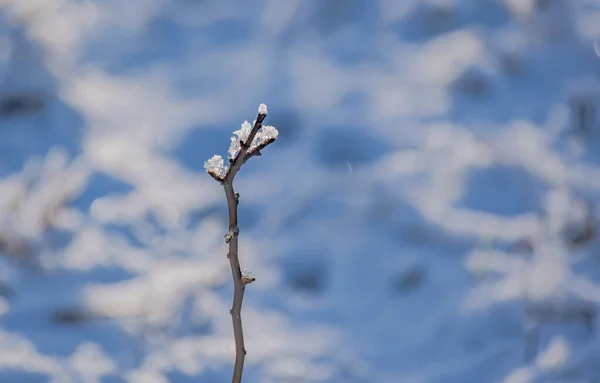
top-left (205, 105), bottom-right (275, 383)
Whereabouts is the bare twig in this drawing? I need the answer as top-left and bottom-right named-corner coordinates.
top-left (205, 104), bottom-right (277, 383)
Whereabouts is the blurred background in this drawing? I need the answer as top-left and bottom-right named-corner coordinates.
top-left (1, 0), bottom-right (600, 382)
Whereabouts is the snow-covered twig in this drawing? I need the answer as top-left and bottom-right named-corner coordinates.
top-left (204, 104), bottom-right (278, 383)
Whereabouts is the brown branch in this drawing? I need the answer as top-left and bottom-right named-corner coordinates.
top-left (243, 137), bottom-right (276, 162)
top-left (209, 108), bottom-right (274, 383)
top-left (207, 170), bottom-right (225, 184)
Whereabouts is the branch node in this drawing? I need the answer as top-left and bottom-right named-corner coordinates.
top-left (224, 227), bottom-right (239, 243)
top-left (234, 193), bottom-right (240, 205)
top-left (207, 171), bottom-right (225, 184)
top-left (241, 269), bottom-right (255, 285)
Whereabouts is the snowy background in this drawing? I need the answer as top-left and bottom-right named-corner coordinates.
top-left (1, 0), bottom-right (600, 382)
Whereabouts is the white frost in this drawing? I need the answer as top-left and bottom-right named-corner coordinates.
top-left (228, 121), bottom-right (279, 159)
top-left (229, 121), bottom-right (253, 158)
top-left (203, 155), bottom-right (227, 178)
top-left (258, 103), bottom-right (268, 115)
top-left (257, 125), bottom-right (279, 144)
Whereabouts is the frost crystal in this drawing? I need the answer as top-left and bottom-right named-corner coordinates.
top-left (256, 125), bottom-right (278, 144)
top-left (228, 121), bottom-right (252, 159)
top-left (258, 103), bottom-right (268, 116)
top-left (226, 104), bottom-right (279, 159)
top-left (242, 269), bottom-right (254, 278)
top-left (203, 155), bottom-right (227, 178)
top-left (241, 269), bottom-right (255, 284)
top-left (227, 121), bottom-right (279, 159)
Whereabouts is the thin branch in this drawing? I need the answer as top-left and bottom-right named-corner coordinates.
top-left (243, 137), bottom-right (276, 162)
top-left (205, 105), bottom-right (276, 383)
top-left (227, 113), bottom-right (267, 179)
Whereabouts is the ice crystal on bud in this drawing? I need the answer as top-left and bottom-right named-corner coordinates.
top-left (241, 269), bottom-right (255, 284)
top-left (257, 125), bottom-right (278, 144)
top-left (258, 103), bottom-right (268, 116)
top-left (225, 104), bottom-right (278, 159)
top-left (204, 155), bottom-right (227, 178)
top-left (228, 121), bottom-right (253, 158)
top-left (242, 269), bottom-right (253, 278)
top-left (228, 122), bottom-right (279, 159)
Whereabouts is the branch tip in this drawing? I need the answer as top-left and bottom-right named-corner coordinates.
top-left (258, 103), bottom-right (268, 116)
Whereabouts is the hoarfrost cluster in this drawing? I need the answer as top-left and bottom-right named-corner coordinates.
top-left (258, 103), bottom-right (268, 116)
top-left (228, 120), bottom-right (279, 159)
top-left (204, 104), bottom-right (278, 179)
top-left (203, 154), bottom-right (227, 179)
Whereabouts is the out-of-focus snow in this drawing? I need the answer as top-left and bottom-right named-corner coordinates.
top-left (0, 0), bottom-right (599, 382)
